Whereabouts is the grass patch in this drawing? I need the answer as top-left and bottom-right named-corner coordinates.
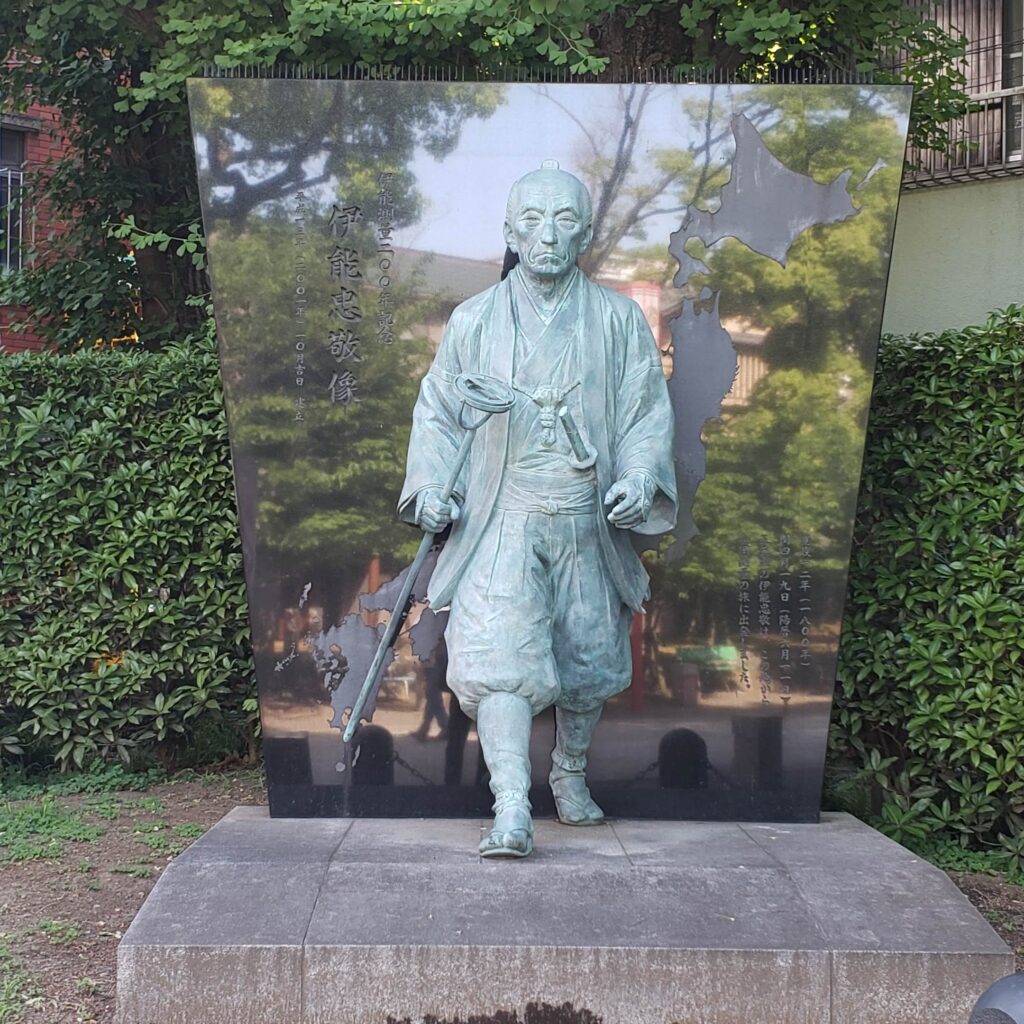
top-left (131, 821), bottom-right (185, 854)
top-left (0, 799), bottom-right (104, 863)
top-left (906, 835), bottom-right (1024, 884)
top-left (0, 942), bottom-right (38, 1023)
top-left (124, 796), bottom-right (164, 814)
top-left (172, 823), bottom-right (205, 839)
top-left (85, 796), bottom-right (123, 821)
top-left (135, 834), bottom-right (184, 856)
top-left (110, 864), bottom-right (153, 879)
top-left (36, 920), bottom-right (81, 945)
top-left (131, 822), bottom-right (166, 833)
top-left (0, 764), bottom-right (165, 801)
top-left (202, 766), bottom-right (265, 790)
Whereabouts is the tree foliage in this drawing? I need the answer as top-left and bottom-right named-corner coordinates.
top-left (0, 0), bottom-right (966, 349)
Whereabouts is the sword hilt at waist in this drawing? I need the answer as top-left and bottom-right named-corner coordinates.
top-left (557, 404), bottom-right (598, 470)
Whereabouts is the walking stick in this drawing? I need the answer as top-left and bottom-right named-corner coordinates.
top-left (342, 373), bottom-right (515, 743)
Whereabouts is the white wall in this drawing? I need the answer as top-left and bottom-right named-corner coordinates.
top-left (882, 175), bottom-right (1024, 336)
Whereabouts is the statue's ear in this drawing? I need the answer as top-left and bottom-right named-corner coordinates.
top-left (579, 222), bottom-right (594, 254)
top-left (503, 220), bottom-right (517, 253)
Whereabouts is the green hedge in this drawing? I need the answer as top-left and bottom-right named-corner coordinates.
top-left (4, 310), bottom-right (1024, 866)
top-left (0, 336), bottom-right (254, 771)
top-left (834, 306), bottom-right (1024, 866)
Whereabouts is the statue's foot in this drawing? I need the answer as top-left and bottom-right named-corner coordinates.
top-left (479, 794), bottom-right (534, 858)
top-left (550, 772), bottom-right (605, 826)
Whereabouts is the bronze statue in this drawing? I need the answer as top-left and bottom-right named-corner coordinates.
top-left (399, 161), bottom-right (677, 857)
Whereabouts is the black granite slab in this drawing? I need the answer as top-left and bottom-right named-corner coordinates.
top-left (187, 81), bottom-right (912, 820)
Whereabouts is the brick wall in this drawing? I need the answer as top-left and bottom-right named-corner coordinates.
top-left (1, 99), bottom-right (69, 354)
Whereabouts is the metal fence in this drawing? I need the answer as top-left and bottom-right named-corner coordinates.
top-left (904, 19), bottom-right (1024, 188)
top-left (0, 166), bottom-right (24, 273)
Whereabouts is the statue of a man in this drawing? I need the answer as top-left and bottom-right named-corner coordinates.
top-left (399, 162), bottom-right (677, 857)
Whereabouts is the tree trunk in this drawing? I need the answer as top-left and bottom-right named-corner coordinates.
top-left (592, 5), bottom-right (750, 79)
top-left (118, 113), bottom-right (206, 345)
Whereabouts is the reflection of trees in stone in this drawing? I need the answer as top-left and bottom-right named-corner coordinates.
top-left (661, 88), bottom-right (906, 565)
top-left (603, 86), bottom-right (906, 324)
top-left (699, 87), bottom-right (908, 369)
top-left (542, 84), bottom-right (906, 649)
top-left (209, 220), bottom-right (431, 627)
top-left (203, 81), bottom-right (908, 700)
top-left (195, 79), bottom-right (507, 727)
top-left (690, 354), bottom-right (869, 576)
top-left (191, 79), bottom-right (504, 225)
top-left (668, 113), bottom-right (859, 285)
top-left (545, 84), bottom-right (748, 278)
top-left (549, 85), bottom-right (848, 281)
top-left (552, 83), bottom-right (688, 275)
top-left (651, 351), bottom-right (872, 642)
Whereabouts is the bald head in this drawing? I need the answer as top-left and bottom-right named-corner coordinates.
top-left (505, 167), bottom-right (593, 229)
top-left (503, 167), bottom-right (594, 282)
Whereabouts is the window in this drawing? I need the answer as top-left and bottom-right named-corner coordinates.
top-left (1006, 0), bottom-right (1023, 158)
top-left (0, 127), bottom-right (25, 273)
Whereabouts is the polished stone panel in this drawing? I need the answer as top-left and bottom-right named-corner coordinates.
top-left (117, 809), bottom-right (1012, 1024)
top-left (188, 80), bottom-right (913, 821)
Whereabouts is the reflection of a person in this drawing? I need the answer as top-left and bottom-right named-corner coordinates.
top-left (443, 697), bottom-right (488, 788)
top-left (412, 641), bottom-right (449, 741)
top-left (399, 162), bottom-right (677, 857)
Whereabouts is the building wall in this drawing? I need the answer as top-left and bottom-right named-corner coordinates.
top-left (882, 176), bottom-right (1024, 337)
top-left (1, 101), bottom-right (69, 354)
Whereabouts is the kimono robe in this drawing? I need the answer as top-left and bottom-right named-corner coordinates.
top-left (399, 266), bottom-right (677, 715)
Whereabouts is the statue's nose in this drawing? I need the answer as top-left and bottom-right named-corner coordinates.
top-left (540, 216), bottom-right (558, 244)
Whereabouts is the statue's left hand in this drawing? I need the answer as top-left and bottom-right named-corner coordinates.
top-left (604, 474), bottom-right (654, 529)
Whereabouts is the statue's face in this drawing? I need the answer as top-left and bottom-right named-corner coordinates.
top-left (504, 180), bottom-right (592, 280)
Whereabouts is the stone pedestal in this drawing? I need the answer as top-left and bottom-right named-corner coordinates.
top-left (116, 808), bottom-right (1011, 1024)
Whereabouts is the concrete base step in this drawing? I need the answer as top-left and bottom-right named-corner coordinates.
top-left (116, 809), bottom-right (1012, 1024)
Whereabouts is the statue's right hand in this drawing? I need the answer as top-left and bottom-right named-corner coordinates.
top-left (415, 487), bottom-right (461, 533)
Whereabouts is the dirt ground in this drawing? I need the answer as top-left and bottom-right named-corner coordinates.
top-left (950, 871), bottom-right (1024, 969)
top-left (1, 770), bottom-right (1021, 1024)
top-left (0, 770), bottom-right (266, 1024)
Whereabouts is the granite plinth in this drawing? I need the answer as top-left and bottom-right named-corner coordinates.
top-left (116, 808), bottom-right (1012, 1024)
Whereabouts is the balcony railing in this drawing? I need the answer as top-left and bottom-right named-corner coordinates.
top-left (903, 24), bottom-right (1024, 188)
top-left (1, 166), bottom-right (24, 273)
